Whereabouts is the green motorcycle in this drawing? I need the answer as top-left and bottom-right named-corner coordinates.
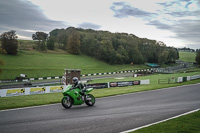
top-left (61, 85), bottom-right (95, 109)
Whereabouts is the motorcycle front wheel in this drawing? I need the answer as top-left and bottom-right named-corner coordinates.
top-left (85, 94), bottom-right (95, 106)
top-left (62, 96), bottom-right (73, 109)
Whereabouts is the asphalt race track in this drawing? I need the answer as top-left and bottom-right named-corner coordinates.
top-left (0, 84), bottom-right (200, 133)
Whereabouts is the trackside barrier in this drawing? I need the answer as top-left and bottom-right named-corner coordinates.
top-left (0, 85), bottom-right (65, 97)
top-left (158, 77), bottom-right (176, 84)
top-left (140, 79), bottom-right (150, 84)
top-left (0, 69), bottom-right (152, 83)
top-left (81, 69), bottom-right (151, 77)
top-left (177, 75), bottom-right (200, 83)
top-left (86, 79), bottom-right (150, 89)
top-left (0, 79), bottom-right (150, 97)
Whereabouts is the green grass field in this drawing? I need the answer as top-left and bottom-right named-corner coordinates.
top-left (179, 51), bottom-right (196, 62)
top-left (0, 50), bottom-right (148, 79)
top-left (0, 50), bottom-right (196, 80)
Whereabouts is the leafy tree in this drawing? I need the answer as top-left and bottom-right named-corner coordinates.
top-left (130, 47), bottom-right (144, 64)
top-left (32, 31), bottom-right (48, 51)
top-left (40, 41), bottom-right (46, 51)
top-left (0, 30), bottom-right (18, 55)
top-left (81, 35), bottom-right (99, 57)
top-left (116, 45), bottom-right (128, 64)
top-left (167, 47), bottom-right (178, 63)
top-left (97, 40), bottom-right (115, 63)
top-left (50, 27), bottom-right (77, 50)
top-left (32, 31), bottom-right (48, 41)
top-left (47, 37), bottom-right (55, 50)
top-left (55, 29), bottom-right (68, 49)
top-left (158, 50), bottom-right (169, 65)
top-left (66, 30), bottom-right (80, 54)
top-left (196, 50), bottom-right (200, 66)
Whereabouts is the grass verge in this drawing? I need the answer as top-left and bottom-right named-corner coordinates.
top-left (132, 110), bottom-right (200, 133)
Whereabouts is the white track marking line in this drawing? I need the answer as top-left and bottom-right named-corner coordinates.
top-left (120, 108), bottom-right (200, 133)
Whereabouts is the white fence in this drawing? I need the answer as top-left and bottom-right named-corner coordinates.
top-left (177, 75), bottom-right (200, 83)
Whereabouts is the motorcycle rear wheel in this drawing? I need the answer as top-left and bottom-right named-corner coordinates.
top-left (85, 94), bottom-right (95, 106)
top-left (62, 96), bottom-right (73, 109)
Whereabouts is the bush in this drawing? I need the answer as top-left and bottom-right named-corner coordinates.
top-left (0, 30), bottom-right (18, 55)
top-left (0, 47), bottom-right (7, 54)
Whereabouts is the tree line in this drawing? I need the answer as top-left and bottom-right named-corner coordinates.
top-left (48, 27), bottom-right (179, 65)
top-left (1, 29), bottom-right (200, 66)
top-left (178, 47), bottom-right (195, 52)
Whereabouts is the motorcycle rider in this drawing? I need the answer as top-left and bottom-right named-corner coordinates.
top-left (72, 77), bottom-right (85, 95)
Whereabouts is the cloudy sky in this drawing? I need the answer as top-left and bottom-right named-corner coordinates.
top-left (0, 0), bottom-right (200, 49)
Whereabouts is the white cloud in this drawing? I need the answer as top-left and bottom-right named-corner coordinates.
top-left (17, 34), bottom-right (32, 40)
top-left (23, 29), bottom-right (37, 33)
top-left (30, 0), bottom-right (113, 27)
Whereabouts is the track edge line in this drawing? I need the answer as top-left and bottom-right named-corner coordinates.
top-left (120, 108), bottom-right (200, 133)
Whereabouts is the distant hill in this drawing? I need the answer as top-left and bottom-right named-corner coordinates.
top-left (0, 50), bottom-right (149, 79)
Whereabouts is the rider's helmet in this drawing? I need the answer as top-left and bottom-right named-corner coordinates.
top-left (72, 77), bottom-right (79, 84)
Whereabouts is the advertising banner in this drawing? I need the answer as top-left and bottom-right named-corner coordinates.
top-left (117, 81), bottom-right (133, 87)
top-left (30, 87), bottom-right (46, 94)
top-left (110, 80), bottom-right (140, 87)
top-left (86, 83), bottom-right (108, 89)
top-left (6, 89), bottom-right (25, 97)
top-left (183, 77), bottom-right (187, 82)
top-left (110, 82), bottom-right (118, 87)
top-left (191, 75), bottom-right (200, 80)
top-left (133, 80), bottom-right (140, 85)
top-left (50, 86), bottom-right (63, 93)
top-left (140, 79), bottom-right (150, 84)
